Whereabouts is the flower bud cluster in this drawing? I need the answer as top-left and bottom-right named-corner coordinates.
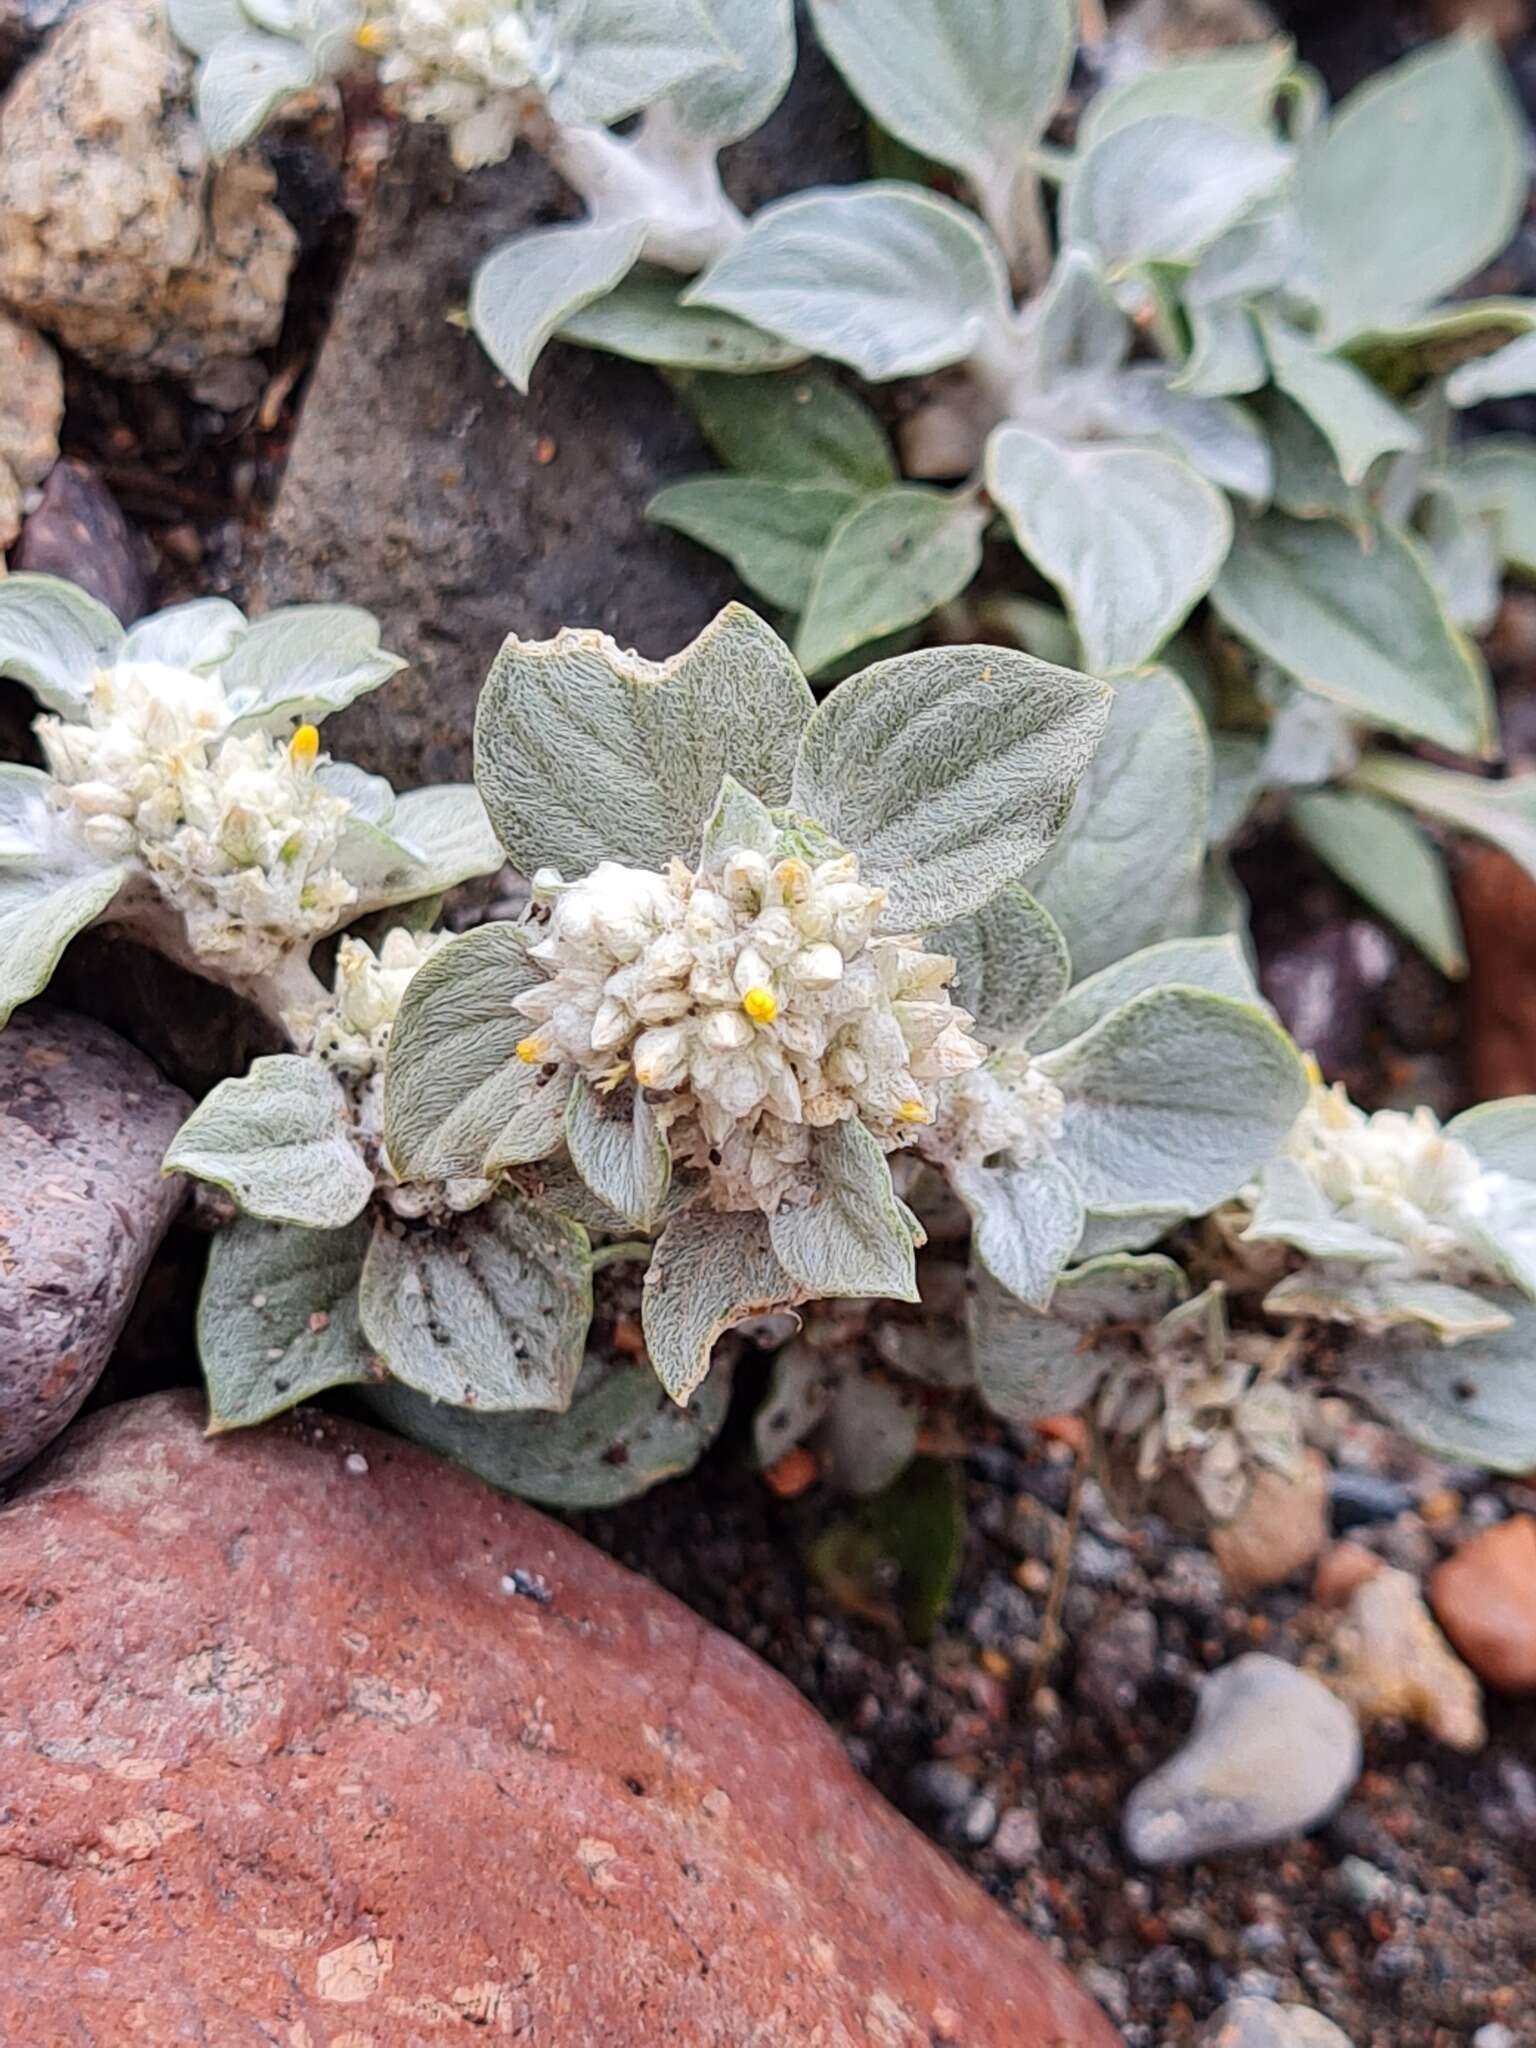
top-left (920, 1051), bottom-right (1067, 1171)
top-left (37, 660), bottom-right (357, 976)
top-left (359, 0), bottom-right (549, 170)
top-left (513, 842), bottom-right (985, 1213)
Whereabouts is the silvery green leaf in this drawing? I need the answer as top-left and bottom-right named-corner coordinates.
top-left (1257, 390), bottom-right (1369, 525)
top-left (1353, 1298), bottom-right (1536, 1473)
top-left (794, 487), bottom-right (988, 678)
top-left (197, 1213), bottom-right (373, 1431)
top-left (683, 366), bottom-right (896, 489)
top-left (1445, 1097), bottom-right (1536, 1179)
top-left (1349, 755), bottom-right (1536, 886)
top-left (318, 760), bottom-right (396, 824)
top-left (1077, 40), bottom-right (1293, 152)
top-left (987, 429), bottom-right (1232, 676)
top-left (1064, 115), bottom-right (1292, 276)
top-left (804, 0), bottom-right (1073, 263)
top-left (564, 1076), bottom-right (671, 1231)
top-left (1291, 788), bottom-right (1465, 979)
top-left (754, 1342), bottom-right (835, 1467)
top-left (1021, 246), bottom-right (1130, 381)
top-left (359, 1194), bottom-right (593, 1412)
top-left (700, 773), bottom-right (777, 869)
top-left (220, 605), bottom-right (404, 733)
top-left (121, 597), bottom-right (245, 671)
top-left (1344, 297), bottom-right (1536, 391)
top-left (647, 478), bottom-right (859, 612)
top-left (366, 1348), bottom-right (733, 1508)
top-left (1212, 514), bottom-right (1495, 757)
top-left (1447, 327), bottom-right (1536, 408)
top-left (1265, 1269), bottom-right (1512, 1341)
top-left (1419, 486), bottom-right (1501, 637)
top-left (354, 784), bottom-right (505, 907)
top-left (168, 0), bottom-right (249, 56)
top-left (1179, 299), bottom-right (1267, 400)
top-left (685, 185), bottom-right (1011, 382)
top-left (1259, 679), bottom-right (1361, 791)
top-left (658, 0), bottom-right (794, 143)
top-left (936, 885), bottom-right (1070, 1046)
top-left (482, 1067), bottom-right (573, 1175)
top-left (1299, 34), bottom-right (1524, 343)
top-left (1030, 934), bottom-right (1261, 1054)
top-left (1040, 986), bottom-right (1308, 1215)
top-left (1074, 1207), bottom-right (1186, 1259)
top-left (0, 769), bottom-right (125, 1025)
top-left (1257, 314), bottom-right (1419, 487)
top-left (969, 1252), bottom-right (1187, 1424)
top-left (543, 0), bottom-right (730, 128)
top-left (769, 1118), bottom-right (919, 1302)
top-left (1243, 1154), bottom-right (1405, 1264)
top-left (164, 1056), bottom-right (374, 1228)
top-left (558, 267), bottom-right (805, 373)
top-left (476, 602), bottom-right (813, 876)
top-left (1448, 438), bottom-right (1536, 576)
top-left (982, 595), bottom-right (1081, 670)
top-left (470, 221), bottom-right (646, 395)
top-left (792, 640), bottom-right (1112, 934)
top-left (383, 921), bottom-right (553, 1181)
top-left (1098, 367), bottom-right (1272, 502)
top-left (952, 1156), bottom-right (1084, 1310)
top-left (1024, 667), bottom-right (1212, 980)
top-left (642, 1207), bottom-right (803, 1403)
top-left (0, 573), bottom-right (123, 716)
top-left (824, 1369), bottom-right (919, 1496)
top-left (195, 30), bottom-right (320, 154)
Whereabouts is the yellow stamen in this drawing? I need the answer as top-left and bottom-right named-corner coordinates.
top-left (742, 986), bottom-right (778, 1025)
top-left (355, 19), bottom-right (389, 49)
top-left (596, 1061), bottom-right (631, 1094)
top-left (1302, 1052), bottom-right (1324, 1086)
top-left (288, 722), bottom-right (320, 768)
top-left (515, 1036), bottom-right (547, 1065)
top-left (773, 857), bottom-right (810, 902)
top-left (895, 1099), bottom-right (930, 1126)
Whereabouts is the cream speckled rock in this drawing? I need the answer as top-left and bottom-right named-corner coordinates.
top-left (0, 310), bottom-right (60, 546)
top-left (0, 0), bottom-right (296, 378)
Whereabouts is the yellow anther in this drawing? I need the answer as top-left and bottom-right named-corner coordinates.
top-left (595, 1060), bottom-right (631, 1094)
top-left (515, 1035), bottom-right (547, 1065)
top-left (1302, 1052), bottom-right (1324, 1086)
top-left (773, 857), bottom-right (810, 902)
top-left (742, 986), bottom-right (778, 1025)
top-left (355, 19), bottom-right (389, 49)
top-left (895, 1099), bottom-right (931, 1126)
top-left (288, 722), bottom-right (320, 768)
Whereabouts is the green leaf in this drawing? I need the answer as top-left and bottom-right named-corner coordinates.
top-left (1180, 299), bottom-right (1268, 400)
top-left (952, 1155), bottom-right (1084, 1310)
top-left (1258, 315), bottom-right (1420, 486)
top-left (823, 1370), bottom-right (921, 1497)
top-left (1446, 327), bottom-right (1536, 408)
top-left (1445, 1097), bottom-right (1536, 1179)
top-left (0, 772), bottom-right (126, 1025)
top-left (1243, 1154), bottom-right (1407, 1264)
top-left (656, 0), bottom-right (794, 144)
top-left (1211, 513), bottom-right (1496, 756)
top-left (543, 0), bottom-right (732, 127)
top-left (358, 1194), bottom-right (593, 1411)
top-left (1291, 788), bottom-right (1465, 978)
top-left (219, 605), bottom-right (405, 734)
top-left (361, 784), bottom-right (505, 902)
top-left (1449, 438), bottom-right (1536, 577)
top-left (699, 772), bottom-right (778, 869)
top-left (683, 366), bottom-right (896, 489)
top-left (1348, 755), bottom-right (1536, 886)
top-left (365, 1348), bottom-right (734, 1508)
top-left (793, 487), bottom-right (988, 677)
top-left (968, 1252), bottom-right (1186, 1423)
top-left (1030, 934), bottom-right (1262, 1054)
top-left (641, 1207), bottom-right (803, 1403)
top-left (1077, 40), bottom-right (1293, 152)
top-left (792, 640), bottom-right (1112, 933)
top-left (988, 429), bottom-right (1231, 676)
top-left (647, 478), bottom-right (858, 612)
top-left (168, 0), bottom-right (250, 58)
top-left (1353, 1299), bottom-right (1536, 1473)
top-left (122, 597), bottom-right (245, 671)
top-left (195, 29), bottom-right (320, 154)
top-left (164, 1056), bottom-right (375, 1228)
top-left (1255, 391), bottom-right (1369, 525)
top-left (1266, 1270), bottom-right (1512, 1341)
top-left (685, 184), bottom-right (1010, 382)
top-left (0, 573), bottom-right (123, 716)
top-left (382, 922), bottom-right (556, 1181)
top-left (564, 1076), bottom-right (672, 1231)
top-left (1299, 33), bottom-right (1525, 343)
top-left (1419, 484), bottom-right (1501, 636)
top-left (1096, 368), bottom-right (1273, 503)
top-left (470, 221), bottom-right (647, 395)
top-left (808, 1456), bottom-right (964, 1642)
top-left (1065, 115), bottom-right (1292, 276)
top-left (1040, 986), bottom-right (1308, 1215)
top-left (197, 1213), bottom-right (374, 1430)
top-left (935, 885), bottom-right (1070, 1046)
top-left (768, 1117), bottom-right (919, 1302)
top-left (1025, 667), bottom-right (1212, 980)
top-left (557, 266), bottom-right (806, 374)
top-left (475, 602), bottom-right (814, 876)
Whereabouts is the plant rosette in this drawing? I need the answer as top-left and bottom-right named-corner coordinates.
top-left (0, 575), bottom-right (503, 1029)
top-left (382, 601), bottom-right (1115, 1402)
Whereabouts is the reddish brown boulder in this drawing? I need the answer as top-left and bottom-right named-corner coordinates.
top-left (1430, 1515), bottom-right (1536, 1693)
top-left (1458, 843), bottom-right (1536, 1100)
top-left (0, 1395), bottom-right (1121, 2047)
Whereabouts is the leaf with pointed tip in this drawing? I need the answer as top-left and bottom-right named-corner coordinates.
top-left (968, 1253), bottom-right (1186, 1424)
top-left (1353, 1299), bottom-right (1536, 1473)
top-left (0, 768), bottom-right (126, 1025)
top-left (164, 1056), bottom-right (374, 1228)
top-left (1243, 1154), bottom-right (1406, 1264)
top-left (1291, 788), bottom-right (1465, 978)
top-left (936, 886), bottom-right (1070, 1046)
top-left (792, 642), bottom-right (1110, 934)
top-left (766, 1117), bottom-right (919, 1302)
top-left (121, 597), bottom-right (245, 671)
top-left (658, 0), bottom-right (794, 143)
top-left (471, 221), bottom-right (647, 395)
top-left (683, 367), bottom-right (895, 490)
top-left (564, 1076), bottom-right (671, 1231)
top-left (642, 1207), bottom-right (803, 1403)
top-left (346, 783), bottom-right (504, 913)
top-left (1065, 115), bottom-right (1292, 277)
top-left (952, 1155), bottom-right (1084, 1310)
top-left (0, 574), bottom-right (123, 716)
top-left (220, 605), bottom-right (405, 733)
top-left (359, 1195), bottom-right (592, 1412)
top-left (1447, 328), bottom-right (1536, 408)
top-left (1258, 315), bottom-right (1419, 486)
top-left (794, 487), bottom-right (988, 677)
top-left (685, 184), bottom-right (1011, 382)
top-left (1030, 934), bottom-right (1261, 1054)
top-left (197, 1213), bottom-right (373, 1430)
top-left (648, 478), bottom-right (858, 612)
top-left (1349, 755), bottom-right (1536, 887)
top-left (1448, 439), bottom-right (1536, 578)
top-left (1077, 40), bottom-right (1293, 151)
top-left (543, 0), bottom-right (731, 127)
top-left (558, 266), bottom-right (805, 373)
top-left (1445, 1098), bottom-right (1536, 1180)
top-left (1096, 366), bottom-right (1272, 503)
top-left (195, 29), bottom-right (321, 154)
top-left (475, 603), bottom-right (814, 877)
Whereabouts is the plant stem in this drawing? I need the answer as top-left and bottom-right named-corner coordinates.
top-left (1027, 1435), bottom-right (1087, 1707)
top-left (591, 1239), bottom-right (656, 1272)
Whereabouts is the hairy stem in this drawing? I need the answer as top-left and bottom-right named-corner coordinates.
top-left (591, 1239), bottom-right (657, 1272)
top-left (1027, 1435), bottom-right (1087, 1707)
top-left (536, 108), bottom-right (746, 273)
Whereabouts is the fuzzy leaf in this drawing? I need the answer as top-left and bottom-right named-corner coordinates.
top-left (658, 0), bottom-right (795, 143)
top-left (952, 1155), bottom-right (1084, 1311)
top-left (1447, 328), bottom-right (1536, 408)
top-left (824, 1370), bottom-right (920, 1497)
top-left (1266, 1270), bottom-right (1512, 1341)
top-left (196, 30), bottom-right (320, 153)
top-left (753, 1343), bottom-right (835, 1466)
top-left (220, 605), bottom-right (404, 733)
top-left (1349, 756), bottom-right (1536, 886)
top-left (1291, 788), bottom-right (1465, 978)
top-left (685, 184), bottom-right (1010, 382)
top-left (544, 0), bottom-right (731, 127)
top-left (1243, 1154), bottom-right (1406, 1264)
top-left (684, 367), bottom-right (896, 489)
top-left (1077, 40), bottom-right (1292, 151)
top-left (793, 487), bottom-right (988, 677)
top-left (1030, 934), bottom-right (1262, 1055)
top-left (647, 478), bottom-right (858, 611)
top-left (164, 1056), bottom-right (374, 1228)
top-left (969, 1252), bottom-right (1187, 1424)
top-left (792, 642), bottom-right (1111, 933)
top-left (0, 770), bottom-right (125, 1025)
top-left (1450, 439), bottom-right (1536, 577)
top-left (365, 784), bottom-right (505, 898)
top-left (1025, 667), bottom-right (1212, 980)
top-left (168, 0), bottom-right (250, 57)
top-left (564, 1076), bottom-right (671, 1230)
top-left (476, 602), bottom-right (814, 876)
top-left (1096, 367), bottom-right (1273, 503)
top-left (1065, 115), bottom-right (1292, 276)
top-left (359, 1195), bottom-right (593, 1412)
top-left (1258, 316), bottom-right (1419, 486)
top-left (987, 429), bottom-right (1232, 675)
top-left (122, 598), bottom-right (245, 671)
top-left (1420, 485), bottom-right (1501, 636)
top-left (699, 773), bottom-right (778, 868)
top-left (558, 267), bottom-right (805, 373)
top-left (768, 1117), bottom-right (919, 1302)
top-left (1258, 391), bottom-right (1370, 524)
top-left (0, 573), bottom-right (123, 716)
top-left (1445, 1098), bottom-right (1536, 1180)
top-left (197, 1214), bottom-right (373, 1430)
top-left (470, 221), bottom-right (647, 395)
top-left (1212, 514), bottom-right (1495, 757)
top-left (1353, 1300), bottom-right (1536, 1473)
top-left (936, 885), bottom-right (1071, 1046)
top-left (642, 1207), bottom-right (803, 1403)
top-left (1041, 987), bottom-right (1308, 1215)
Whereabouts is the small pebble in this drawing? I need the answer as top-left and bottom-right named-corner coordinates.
top-left (1325, 1566), bottom-right (1486, 1751)
top-left (1076, 1604), bottom-right (1158, 1717)
top-left (1473, 2025), bottom-right (1519, 2048)
top-left (907, 1761), bottom-right (972, 1814)
top-left (344, 1453), bottom-right (368, 1475)
top-left (960, 1795), bottom-right (998, 1846)
top-left (500, 1568), bottom-right (552, 1604)
top-left (991, 1804), bottom-right (1041, 1870)
top-left (1198, 1996), bottom-right (1356, 2045)
top-left (1329, 1471), bottom-right (1412, 1528)
top-left (1211, 1455), bottom-right (1330, 1595)
top-left (1312, 1541), bottom-right (1383, 1610)
top-left (1429, 1514), bottom-right (1536, 1693)
top-left (1079, 1963), bottom-right (1130, 2026)
top-left (1337, 1855), bottom-right (1395, 1911)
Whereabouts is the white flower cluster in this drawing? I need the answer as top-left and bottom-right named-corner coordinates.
top-left (920, 1052), bottom-right (1066, 1170)
top-left (359, 0), bottom-right (551, 170)
top-left (514, 845), bottom-right (985, 1213)
top-left (36, 662), bottom-right (357, 976)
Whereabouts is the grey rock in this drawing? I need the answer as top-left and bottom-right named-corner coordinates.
top-left (254, 44), bottom-right (868, 795)
top-left (13, 459), bottom-right (146, 621)
top-left (1076, 1604), bottom-right (1159, 1717)
top-left (1473, 2025), bottom-right (1519, 2048)
top-left (960, 1794), bottom-right (998, 1846)
top-left (1123, 1653), bottom-right (1361, 1866)
top-left (1199, 1997), bottom-right (1356, 2047)
top-left (0, 0), bottom-right (78, 82)
top-left (0, 1005), bottom-right (189, 1481)
top-left (992, 1804), bottom-right (1042, 1870)
top-left (906, 1761), bottom-right (972, 1814)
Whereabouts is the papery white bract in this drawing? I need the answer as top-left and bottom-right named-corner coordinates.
top-left (922, 1052), bottom-right (1066, 1170)
top-left (362, 0), bottom-right (551, 169)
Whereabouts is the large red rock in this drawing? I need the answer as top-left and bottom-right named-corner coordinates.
top-left (0, 1395), bottom-right (1120, 2046)
top-left (1430, 1514), bottom-right (1536, 1693)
